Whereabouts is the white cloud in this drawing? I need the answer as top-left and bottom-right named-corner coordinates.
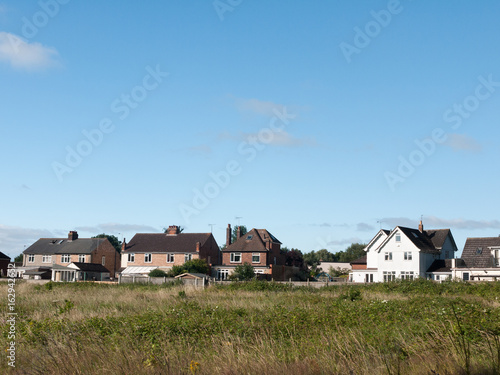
top-left (445, 133), bottom-right (482, 153)
top-left (0, 32), bottom-right (61, 70)
top-left (235, 97), bottom-right (286, 117)
top-left (219, 130), bottom-right (316, 148)
top-left (0, 225), bottom-right (54, 258)
top-left (381, 216), bottom-right (500, 231)
top-left (356, 223), bottom-right (375, 232)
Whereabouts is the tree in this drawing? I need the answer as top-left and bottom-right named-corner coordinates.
top-left (283, 248), bottom-right (305, 268)
top-left (336, 243), bottom-right (366, 263)
top-left (230, 262), bottom-right (255, 281)
top-left (220, 225), bottom-right (248, 250)
top-left (303, 249), bottom-right (337, 268)
top-left (14, 254), bottom-right (23, 263)
top-left (169, 258), bottom-right (209, 276)
top-left (93, 234), bottom-right (121, 253)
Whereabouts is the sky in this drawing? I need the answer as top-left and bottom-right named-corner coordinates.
top-left (1, 0), bottom-right (500, 259)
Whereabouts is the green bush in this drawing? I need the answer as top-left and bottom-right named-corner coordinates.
top-left (169, 258), bottom-right (209, 276)
top-left (229, 263), bottom-right (255, 281)
top-left (149, 269), bottom-right (168, 278)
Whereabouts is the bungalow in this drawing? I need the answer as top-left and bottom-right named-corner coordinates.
top-left (23, 231), bottom-right (120, 279)
top-left (350, 221), bottom-right (458, 282)
top-left (120, 225), bottom-right (219, 276)
top-left (212, 224), bottom-right (286, 280)
top-left (51, 262), bottom-right (111, 282)
top-left (451, 237), bottom-right (500, 281)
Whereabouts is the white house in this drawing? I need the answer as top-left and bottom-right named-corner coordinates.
top-left (350, 221), bottom-right (458, 283)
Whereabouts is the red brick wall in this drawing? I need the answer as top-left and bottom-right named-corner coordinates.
top-left (198, 234), bottom-right (220, 266)
top-left (91, 239), bottom-right (120, 276)
top-left (126, 252), bottom-right (200, 267)
top-left (221, 251), bottom-right (268, 266)
top-left (351, 264), bottom-right (367, 270)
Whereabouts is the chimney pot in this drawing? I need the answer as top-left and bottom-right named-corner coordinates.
top-left (418, 220), bottom-right (424, 233)
top-left (166, 225), bottom-right (180, 235)
top-left (68, 231), bottom-right (78, 241)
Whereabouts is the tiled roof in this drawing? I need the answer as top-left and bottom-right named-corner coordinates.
top-left (124, 233), bottom-right (213, 253)
top-left (23, 238), bottom-right (106, 255)
top-left (397, 227), bottom-right (452, 254)
top-left (461, 237), bottom-right (500, 268)
top-left (223, 228), bottom-right (280, 252)
top-left (350, 255), bottom-right (367, 265)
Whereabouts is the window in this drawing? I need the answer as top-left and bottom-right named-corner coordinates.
top-left (101, 256), bottom-right (105, 266)
top-left (184, 253), bottom-right (192, 262)
top-left (395, 233), bottom-right (401, 242)
top-left (401, 271), bottom-right (414, 280)
top-left (385, 252), bottom-right (392, 261)
top-left (61, 254), bottom-right (71, 263)
top-left (365, 274), bottom-right (374, 283)
top-left (217, 269), bottom-right (229, 280)
top-left (144, 253), bottom-right (152, 263)
top-left (463, 272), bottom-right (469, 281)
top-left (167, 253), bottom-right (175, 263)
top-left (252, 253), bottom-right (260, 263)
top-left (28, 254), bottom-right (35, 263)
top-left (404, 252), bottom-right (412, 261)
top-left (128, 253), bottom-right (135, 263)
top-left (435, 275), bottom-right (440, 281)
top-left (383, 271), bottom-right (396, 282)
top-left (57, 239), bottom-right (64, 244)
top-left (78, 255), bottom-right (85, 263)
top-left (246, 235), bottom-right (253, 240)
top-left (476, 247), bottom-right (483, 255)
top-left (42, 255), bottom-right (52, 263)
top-left (230, 253), bottom-right (242, 263)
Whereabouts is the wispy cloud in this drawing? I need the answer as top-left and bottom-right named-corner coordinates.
top-left (356, 222), bottom-right (375, 232)
top-left (0, 32), bottom-right (61, 70)
top-left (234, 97), bottom-right (286, 117)
top-left (0, 225), bottom-right (54, 257)
top-left (381, 216), bottom-right (500, 231)
top-left (218, 130), bottom-right (316, 148)
top-left (445, 133), bottom-right (482, 153)
top-left (75, 223), bottom-right (160, 234)
top-left (188, 144), bottom-right (212, 155)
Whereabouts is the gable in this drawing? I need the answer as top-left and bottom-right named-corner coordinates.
top-left (224, 228), bottom-right (280, 252)
top-left (365, 229), bottom-right (389, 253)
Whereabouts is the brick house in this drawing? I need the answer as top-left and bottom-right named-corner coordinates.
top-left (0, 251), bottom-right (11, 277)
top-left (120, 225), bottom-right (219, 276)
top-left (23, 231), bottom-right (120, 280)
top-left (213, 224), bottom-right (286, 280)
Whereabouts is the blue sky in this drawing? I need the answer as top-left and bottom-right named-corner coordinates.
top-left (1, 0), bottom-right (500, 259)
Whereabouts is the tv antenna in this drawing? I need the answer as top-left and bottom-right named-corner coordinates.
top-left (235, 217), bottom-right (242, 226)
top-left (208, 224), bottom-right (216, 233)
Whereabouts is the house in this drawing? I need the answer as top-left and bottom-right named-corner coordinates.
top-left (212, 224), bottom-right (286, 280)
top-left (451, 237), bottom-right (500, 281)
top-left (23, 231), bottom-right (120, 280)
top-left (0, 251), bottom-right (11, 277)
top-left (350, 221), bottom-right (458, 282)
top-left (120, 225), bottom-right (219, 276)
top-left (51, 262), bottom-right (111, 282)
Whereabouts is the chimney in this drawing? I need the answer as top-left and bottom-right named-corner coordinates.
top-left (196, 241), bottom-right (201, 252)
top-left (121, 239), bottom-right (126, 252)
top-left (166, 225), bottom-right (180, 235)
top-left (418, 220), bottom-right (424, 233)
top-left (236, 226), bottom-right (241, 239)
top-left (68, 231), bottom-right (78, 241)
top-left (226, 224), bottom-right (232, 247)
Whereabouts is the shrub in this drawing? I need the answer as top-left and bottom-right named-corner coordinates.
top-left (230, 263), bottom-right (255, 281)
top-left (149, 269), bottom-right (168, 278)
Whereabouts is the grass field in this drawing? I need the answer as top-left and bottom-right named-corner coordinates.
top-left (2, 279), bottom-right (500, 374)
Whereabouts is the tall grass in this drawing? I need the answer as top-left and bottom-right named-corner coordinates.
top-left (2, 279), bottom-right (500, 374)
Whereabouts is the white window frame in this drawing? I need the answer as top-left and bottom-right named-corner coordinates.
top-left (383, 271), bottom-right (396, 282)
top-left (395, 233), bottom-right (401, 242)
top-left (101, 256), bottom-right (105, 266)
top-left (385, 252), bottom-right (392, 261)
top-left (28, 254), bottom-right (35, 263)
top-left (230, 252), bottom-right (242, 263)
top-left (42, 255), bottom-right (52, 263)
top-left (128, 253), bottom-right (135, 263)
top-left (61, 254), bottom-right (71, 263)
top-left (404, 252), bottom-right (412, 261)
top-left (184, 253), bottom-right (192, 262)
top-left (78, 254), bottom-right (85, 263)
top-left (252, 253), bottom-right (260, 263)
top-left (217, 269), bottom-right (229, 280)
top-left (401, 271), bottom-right (414, 280)
top-left (167, 253), bottom-right (175, 263)
top-left (144, 253), bottom-right (152, 263)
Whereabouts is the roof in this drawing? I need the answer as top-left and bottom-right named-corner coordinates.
top-left (396, 227), bottom-right (455, 254)
top-left (318, 262), bottom-right (352, 270)
top-left (69, 262), bottom-right (110, 273)
top-left (223, 228), bottom-right (281, 252)
top-left (124, 233), bottom-right (214, 253)
top-left (0, 251), bottom-right (11, 260)
top-left (427, 259), bottom-right (453, 273)
top-left (23, 238), bottom-right (107, 255)
top-left (461, 237), bottom-right (500, 268)
top-left (174, 273), bottom-right (208, 279)
top-left (350, 255), bottom-right (367, 265)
